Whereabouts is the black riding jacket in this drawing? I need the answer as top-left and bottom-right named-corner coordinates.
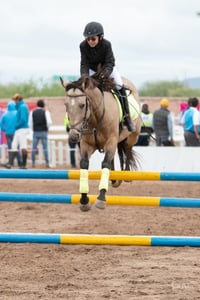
top-left (80, 38), bottom-right (115, 77)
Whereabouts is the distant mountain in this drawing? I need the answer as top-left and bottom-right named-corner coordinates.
top-left (183, 77), bottom-right (200, 89)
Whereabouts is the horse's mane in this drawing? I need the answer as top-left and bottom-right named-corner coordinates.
top-left (65, 67), bottom-right (116, 92)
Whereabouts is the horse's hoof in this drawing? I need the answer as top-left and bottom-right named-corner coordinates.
top-left (94, 199), bottom-right (106, 209)
top-left (111, 180), bottom-right (122, 188)
top-left (80, 202), bottom-right (91, 212)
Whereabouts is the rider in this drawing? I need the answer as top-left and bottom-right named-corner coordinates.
top-left (80, 21), bottom-right (135, 132)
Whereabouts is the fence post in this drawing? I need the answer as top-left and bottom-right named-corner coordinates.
top-left (50, 140), bottom-right (56, 168)
top-left (0, 145), bottom-right (7, 164)
top-left (58, 141), bottom-right (63, 165)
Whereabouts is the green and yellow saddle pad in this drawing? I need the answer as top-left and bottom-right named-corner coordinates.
top-left (112, 90), bottom-right (140, 121)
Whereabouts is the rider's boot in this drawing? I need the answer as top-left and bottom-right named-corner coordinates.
top-left (119, 86), bottom-right (135, 132)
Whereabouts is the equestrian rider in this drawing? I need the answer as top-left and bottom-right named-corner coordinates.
top-left (80, 21), bottom-right (135, 132)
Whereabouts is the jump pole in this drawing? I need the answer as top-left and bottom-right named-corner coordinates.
top-left (0, 169), bottom-right (200, 181)
top-left (0, 192), bottom-right (200, 207)
top-left (0, 233), bottom-right (199, 246)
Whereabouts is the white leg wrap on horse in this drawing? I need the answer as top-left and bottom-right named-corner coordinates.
top-left (79, 169), bottom-right (89, 193)
top-left (99, 168), bottom-right (110, 191)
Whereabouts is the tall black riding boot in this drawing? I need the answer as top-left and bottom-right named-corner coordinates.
top-left (4, 151), bottom-right (17, 169)
top-left (119, 86), bottom-right (135, 132)
top-left (21, 151), bottom-right (28, 169)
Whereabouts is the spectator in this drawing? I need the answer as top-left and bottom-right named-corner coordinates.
top-left (152, 98), bottom-right (174, 146)
top-left (178, 102), bottom-right (188, 125)
top-left (1, 100), bottom-right (22, 167)
top-left (4, 94), bottom-right (29, 169)
top-left (64, 112), bottom-right (79, 168)
top-left (135, 103), bottom-right (153, 146)
top-left (182, 97), bottom-right (200, 146)
top-left (29, 99), bottom-right (52, 168)
top-left (179, 98), bottom-right (193, 126)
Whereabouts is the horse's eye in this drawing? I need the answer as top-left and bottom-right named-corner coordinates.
top-left (79, 103), bottom-right (85, 109)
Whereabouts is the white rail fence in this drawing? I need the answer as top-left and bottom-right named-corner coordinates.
top-left (0, 126), bottom-right (78, 168)
top-left (0, 141), bottom-right (79, 168)
top-left (1, 124), bottom-right (194, 171)
top-left (1, 143), bottom-right (199, 172)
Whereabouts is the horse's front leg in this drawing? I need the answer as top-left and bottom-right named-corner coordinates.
top-left (95, 151), bottom-right (113, 209)
top-left (79, 152), bottom-right (91, 212)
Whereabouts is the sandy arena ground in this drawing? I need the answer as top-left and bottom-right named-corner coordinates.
top-left (0, 175), bottom-right (200, 300)
top-left (0, 96), bottom-right (199, 299)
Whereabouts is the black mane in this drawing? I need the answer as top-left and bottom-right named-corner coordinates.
top-left (90, 73), bottom-right (116, 91)
top-left (65, 78), bottom-right (85, 92)
top-left (66, 69), bottom-right (116, 93)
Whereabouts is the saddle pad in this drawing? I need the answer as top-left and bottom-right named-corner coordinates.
top-left (112, 90), bottom-right (140, 122)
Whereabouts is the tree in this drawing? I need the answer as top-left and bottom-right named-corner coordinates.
top-left (139, 80), bottom-right (200, 97)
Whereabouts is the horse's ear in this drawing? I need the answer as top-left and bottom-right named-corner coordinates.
top-left (81, 75), bottom-right (94, 90)
top-left (60, 77), bottom-right (68, 88)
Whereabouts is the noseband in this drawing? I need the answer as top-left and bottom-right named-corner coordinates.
top-left (66, 88), bottom-right (105, 151)
top-left (66, 92), bottom-right (91, 135)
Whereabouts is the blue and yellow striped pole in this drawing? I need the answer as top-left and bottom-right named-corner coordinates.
top-left (0, 192), bottom-right (200, 207)
top-left (0, 170), bottom-right (200, 181)
top-left (0, 233), bottom-right (199, 247)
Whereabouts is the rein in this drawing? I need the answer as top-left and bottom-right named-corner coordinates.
top-left (66, 89), bottom-right (106, 152)
top-left (66, 92), bottom-right (90, 131)
top-left (91, 93), bottom-right (105, 152)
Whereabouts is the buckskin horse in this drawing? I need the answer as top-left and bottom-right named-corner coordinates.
top-left (61, 74), bottom-right (141, 211)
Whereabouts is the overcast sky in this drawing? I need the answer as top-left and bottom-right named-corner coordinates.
top-left (0, 0), bottom-right (199, 88)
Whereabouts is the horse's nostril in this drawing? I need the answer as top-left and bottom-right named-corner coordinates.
top-left (69, 133), bottom-right (80, 143)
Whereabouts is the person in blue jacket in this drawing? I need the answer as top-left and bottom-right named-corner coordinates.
top-left (4, 94), bottom-right (29, 169)
top-left (1, 100), bottom-right (22, 167)
top-left (182, 97), bottom-right (200, 146)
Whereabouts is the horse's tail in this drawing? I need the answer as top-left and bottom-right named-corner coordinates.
top-left (117, 139), bottom-right (141, 171)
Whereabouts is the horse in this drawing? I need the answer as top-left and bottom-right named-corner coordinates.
top-left (60, 74), bottom-right (141, 211)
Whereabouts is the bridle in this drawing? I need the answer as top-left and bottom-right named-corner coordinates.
top-left (66, 89), bottom-right (105, 150)
top-left (66, 92), bottom-right (90, 132)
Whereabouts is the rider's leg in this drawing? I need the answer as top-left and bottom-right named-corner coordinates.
top-left (110, 67), bottom-right (135, 132)
top-left (118, 86), bottom-right (135, 132)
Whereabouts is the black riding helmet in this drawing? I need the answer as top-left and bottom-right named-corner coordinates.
top-left (83, 22), bottom-right (104, 38)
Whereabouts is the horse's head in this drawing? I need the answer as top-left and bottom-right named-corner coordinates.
top-left (60, 76), bottom-right (93, 143)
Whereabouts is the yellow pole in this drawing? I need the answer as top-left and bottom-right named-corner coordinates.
top-left (69, 170), bottom-right (161, 181)
top-left (60, 234), bottom-right (151, 245)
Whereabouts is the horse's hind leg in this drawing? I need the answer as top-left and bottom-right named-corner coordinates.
top-left (110, 158), bottom-right (122, 188)
top-left (95, 168), bottom-right (109, 209)
top-left (111, 140), bottom-right (127, 188)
